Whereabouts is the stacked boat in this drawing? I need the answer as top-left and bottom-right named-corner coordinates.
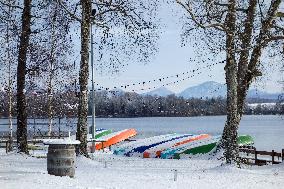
top-left (113, 134), bottom-right (254, 159)
top-left (88, 128), bottom-right (137, 151)
top-left (83, 129), bottom-right (254, 159)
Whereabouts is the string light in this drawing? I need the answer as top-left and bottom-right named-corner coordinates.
top-left (91, 60), bottom-right (225, 93)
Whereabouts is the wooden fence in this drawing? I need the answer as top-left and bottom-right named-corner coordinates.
top-left (239, 147), bottom-right (284, 166)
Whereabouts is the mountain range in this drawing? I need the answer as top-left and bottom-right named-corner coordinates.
top-left (144, 81), bottom-right (281, 100)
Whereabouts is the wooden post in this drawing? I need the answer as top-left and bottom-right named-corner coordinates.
top-left (272, 150), bottom-right (275, 164)
top-left (254, 149), bottom-right (258, 165)
top-left (6, 140), bottom-right (8, 154)
top-left (173, 169), bottom-right (177, 181)
top-left (282, 149), bottom-right (284, 162)
top-left (102, 142), bottom-right (104, 152)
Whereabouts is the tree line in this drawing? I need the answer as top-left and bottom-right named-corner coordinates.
top-left (1, 90), bottom-right (282, 118)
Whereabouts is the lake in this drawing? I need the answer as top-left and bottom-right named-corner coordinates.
top-left (0, 115), bottom-right (283, 151)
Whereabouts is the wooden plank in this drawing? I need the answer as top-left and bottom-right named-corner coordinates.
top-left (255, 150), bottom-right (258, 165)
top-left (240, 149), bottom-right (282, 157)
top-left (273, 152), bottom-right (282, 157)
top-left (256, 151), bottom-right (274, 156)
top-left (239, 148), bottom-right (255, 154)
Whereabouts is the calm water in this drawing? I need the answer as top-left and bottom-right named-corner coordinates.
top-left (0, 115), bottom-right (283, 151)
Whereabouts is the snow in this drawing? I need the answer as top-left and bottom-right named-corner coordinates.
top-left (1, 149), bottom-right (284, 189)
top-left (43, 138), bottom-right (80, 145)
top-left (247, 103), bottom-right (277, 109)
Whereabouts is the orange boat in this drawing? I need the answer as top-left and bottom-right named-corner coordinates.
top-left (91, 129), bottom-right (137, 151)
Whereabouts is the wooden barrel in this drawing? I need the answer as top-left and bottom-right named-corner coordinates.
top-left (47, 144), bottom-right (76, 177)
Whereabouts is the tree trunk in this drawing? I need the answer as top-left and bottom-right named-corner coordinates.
top-left (16, 0), bottom-right (32, 154)
top-left (76, 0), bottom-right (91, 157)
top-left (221, 0), bottom-right (240, 163)
top-left (47, 5), bottom-right (57, 137)
top-left (5, 0), bottom-right (13, 152)
top-left (237, 0), bottom-right (257, 117)
top-left (47, 80), bottom-right (53, 137)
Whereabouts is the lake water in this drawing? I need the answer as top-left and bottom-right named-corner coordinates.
top-left (0, 115), bottom-right (283, 151)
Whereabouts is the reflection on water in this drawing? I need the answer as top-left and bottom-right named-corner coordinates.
top-left (0, 115), bottom-right (283, 151)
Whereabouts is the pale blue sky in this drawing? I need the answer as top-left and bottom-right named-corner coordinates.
top-left (80, 2), bottom-right (283, 94)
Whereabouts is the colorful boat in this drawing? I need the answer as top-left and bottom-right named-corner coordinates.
top-left (143, 134), bottom-right (210, 158)
top-left (237, 135), bottom-right (254, 146)
top-left (125, 134), bottom-right (193, 157)
top-left (72, 128), bottom-right (111, 140)
top-left (173, 135), bottom-right (254, 159)
top-left (91, 129), bottom-right (137, 151)
top-left (161, 135), bottom-right (217, 159)
top-left (113, 134), bottom-right (178, 155)
top-left (93, 129), bottom-right (112, 139)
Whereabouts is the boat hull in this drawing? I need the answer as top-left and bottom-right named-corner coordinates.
top-left (91, 129), bottom-right (137, 150)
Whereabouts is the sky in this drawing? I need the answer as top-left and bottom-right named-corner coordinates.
top-left (78, 2), bottom-right (283, 94)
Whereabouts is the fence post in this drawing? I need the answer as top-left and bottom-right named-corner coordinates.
top-left (254, 149), bottom-right (257, 165)
top-left (272, 150), bottom-right (275, 164)
top-left (6, 140), bottom-right (8, 154)
top-left (281, 149), bottom-right (284, 162)
top-left (173, 169), bottom-right (177, 181)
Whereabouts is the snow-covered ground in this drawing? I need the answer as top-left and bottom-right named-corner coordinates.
top-left (1, 149), bottom-right (284, 189)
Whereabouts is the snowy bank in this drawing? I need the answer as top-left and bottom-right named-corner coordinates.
top-left (0, 149), bottom-right (284, 189)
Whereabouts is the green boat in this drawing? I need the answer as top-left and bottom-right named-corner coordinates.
top-left (94, 129), bottom-right (112, 139)
top-left (173, 135), bottom-right (254, 159)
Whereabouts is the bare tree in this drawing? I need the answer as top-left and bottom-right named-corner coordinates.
top-left (15, 0), bottom-right (32, 154)
top-left (26, 0), bottom-right (75, 137)
top-left (1, 0), bottom-right (75, 153)
top-left (0, 0), bottom-right (19, 151)
top-left (176, 0), bottom-right (284, 163)
top-left (58, 0), bottom-right (159, 156)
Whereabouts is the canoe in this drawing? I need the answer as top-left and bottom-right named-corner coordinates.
top-left (125, 134), bottom-right (193, 157)
top-left (91, 129), bottom-right (137, 151)
top-left (72, 128), bottom-right (112, 140)
top-left (143, 134), bottom-right (210, 158)
top-left (237, 135), bottom-right (254, 146)
top-left (173, 135), bottom-right (254, 159)
top-left (113, 134), bottom-right (177, 155)
top-left (93, 129), bottom-right (112, 139)
top-left (161, 135), bottom-right (217, 159)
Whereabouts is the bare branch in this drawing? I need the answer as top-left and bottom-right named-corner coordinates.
top-left (214, 2), bottom-right (247, 12)
top-left (214, 2), bottom-right (229, 7)
top-left (247, 0), bottom-right (282, 79)
top-left (0, 0), bottom-right (23, 9)
top-left (267, 35), bottom-right (284, 41)
top-left (57, 0), bottom-right (81, 22)
top-left (176, 0), bottom-right (226, 31)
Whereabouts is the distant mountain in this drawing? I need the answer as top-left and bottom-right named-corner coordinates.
top-left (143, 87), bottom-right (174, 97)
top-left (178, 81), bottom-right (281, 100)
top-left (178, 81), bottom-right (226, 99)
top-left (144, 81), bottom-right (281, 100)
top-left (247, 89), bottom-right (281, 100)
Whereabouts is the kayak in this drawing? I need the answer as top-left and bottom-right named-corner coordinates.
top-left (93, 129), bottom-right (112, 139)
top-left (143, 134), bottom-right (210, 158)
top-left (125, 134), bottom-right (193, 157)
top-left (161, 135), bottom-right (218, 159)
top-left (72, 128), bottom-right (112, 140)
top-left (173, 135), bottom-right (254, 159)
top-left (113, 134), bottom-right (177, 155)
top-left (91, 129), bottom-right (137, 151)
